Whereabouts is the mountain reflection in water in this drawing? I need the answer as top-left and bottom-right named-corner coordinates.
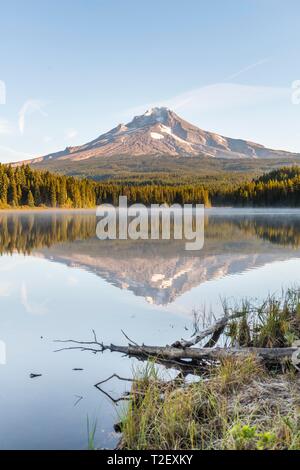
top-left (1, 210), bottom-right (300, 305)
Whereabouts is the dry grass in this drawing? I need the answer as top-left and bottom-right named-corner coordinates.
top-left (120, 356), bottom-right (300, 450)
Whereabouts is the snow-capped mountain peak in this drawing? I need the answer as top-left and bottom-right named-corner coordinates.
top-left (143, 106), bottom-right (170, 119)
top-left (127, 106), bottom-right (173, 130)
top-left (18, 107), bottom-right (299, 165)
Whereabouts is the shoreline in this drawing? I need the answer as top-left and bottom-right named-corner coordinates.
top-left (2, 206), bottom-right (300, 214)
top-left (0, 207), bottom-right (97, 213)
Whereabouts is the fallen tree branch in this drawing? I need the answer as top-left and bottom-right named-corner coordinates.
top-left (55, 338), bottom-right (298, 365)
top-left (105, 344), bottom-right (298, 362)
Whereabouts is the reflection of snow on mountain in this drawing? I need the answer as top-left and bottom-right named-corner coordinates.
top-left (36, 249), bottom-right (300, 305)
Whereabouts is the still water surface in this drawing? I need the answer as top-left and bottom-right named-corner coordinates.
top-left (1, 208), bottom-right (300, 449)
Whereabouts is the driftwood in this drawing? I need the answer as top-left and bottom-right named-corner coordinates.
top-left (55, 339), bottom-right (298, 365)
top-left (54, 314), bottom-right (300, 371)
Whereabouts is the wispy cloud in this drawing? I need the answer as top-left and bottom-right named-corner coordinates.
top-left (18, 99), bottom-right (48, 134)
top-left (20, 282), bottom-right (48, 315)
top-left (0, 145), bottom-right (33, 163)
top-left (119, 55), bottom-right (275, 122)
top-left (121, 83), bottom-right (290, 119)
top-left (65, 128), bottom-right (78, 140)
top-left (224, 57), bottom-right (271, 81)
top-left (169, 83), bottom-right (289, 113)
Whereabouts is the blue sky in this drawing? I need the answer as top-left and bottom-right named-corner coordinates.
top-left (1, 0), bottom-right (300, 162)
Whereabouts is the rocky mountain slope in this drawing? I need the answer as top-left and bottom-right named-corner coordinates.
top-left (19, 107), bottom-right (299, 167)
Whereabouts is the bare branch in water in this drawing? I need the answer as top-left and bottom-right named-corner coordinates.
top-left (94, 373), bottom-right (133, 404)
top-left (96, 373), bottom-right (134, 385)
top-left (121, 330), bottom-right (140, 347)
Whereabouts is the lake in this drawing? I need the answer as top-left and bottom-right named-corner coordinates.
top-left (1, 208), bottom-right (300, 449)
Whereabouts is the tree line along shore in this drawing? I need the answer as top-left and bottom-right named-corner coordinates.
top-left (1, 163), bottom-right (300, 209)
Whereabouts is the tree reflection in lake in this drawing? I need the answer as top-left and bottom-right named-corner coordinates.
top-left (1, 210), bottom-right (300, 305)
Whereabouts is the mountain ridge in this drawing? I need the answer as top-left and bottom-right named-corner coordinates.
top-left (15, 107), bottom-right (300, 167)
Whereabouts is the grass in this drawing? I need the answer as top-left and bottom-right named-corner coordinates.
top-left (226, 288), bottom-right (300, 348)
top-left (87, 416), bottom-right (98, 450)
top-left (119, 288), bottom-right (300, 450)
top-left (120, 358), bottom-right (300, 450)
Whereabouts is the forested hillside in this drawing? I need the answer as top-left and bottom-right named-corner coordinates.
top-left (1, 164), bottom-right (300, 208)
top-left (218, 166), bottom-right (300, 206)
top-left (0, 164), bottom-right (210, 208)
top-left (0, 164), bottom-right (97, 208)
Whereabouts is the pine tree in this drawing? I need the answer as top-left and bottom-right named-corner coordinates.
top-left (58, 179), bottom-right (67, 207)
top-left (27, 190), bottom-right (35, 207)
top-left (0, 173), bottom-right (8, 205)
top-left (50, 183), bottom-right (57, 207)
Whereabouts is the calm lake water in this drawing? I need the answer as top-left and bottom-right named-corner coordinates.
top-left (1, 208), bottom-right (300, 449)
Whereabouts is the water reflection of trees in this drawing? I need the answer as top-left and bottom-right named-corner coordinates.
top-left (1, 212), bottom-right (300, 255)
top-left (203, 217), bottom-right (300, 249)
top-left (0, 213), bottom-right (96, 255)
top-left (234, 217), bottom-right (300, 249)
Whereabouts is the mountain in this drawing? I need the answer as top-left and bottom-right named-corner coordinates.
top-left (35, 224), bottom-right (300, 305)
top-left (38, 246), bottom-right (299, 306)
top-left (2, 210), bottom-right (300, 305)
top-left (20, 107), bottom-right (299, 168)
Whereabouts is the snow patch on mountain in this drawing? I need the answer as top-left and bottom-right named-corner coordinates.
top-left (159, 125), bottom-right (189, 145)
top-left (151, 132), bottom-right (164, 140)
